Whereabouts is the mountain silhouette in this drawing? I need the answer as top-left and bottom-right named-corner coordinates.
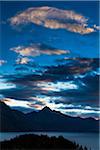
top-left (0, 101), bottom-right (99, 132)
top-left (40, 106), bottom-right (52, 113)
top-left (0, 101), bottom-right (30, 131)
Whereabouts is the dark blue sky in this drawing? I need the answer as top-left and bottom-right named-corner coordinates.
top-left (0, 1), bottom-right (99, 119)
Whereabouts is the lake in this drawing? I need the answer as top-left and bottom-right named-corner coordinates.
top-left (0, 132), bottom-right (99, 150)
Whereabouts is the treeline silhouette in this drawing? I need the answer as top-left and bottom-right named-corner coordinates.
top-left (0, 134), bottom-right (88, 150)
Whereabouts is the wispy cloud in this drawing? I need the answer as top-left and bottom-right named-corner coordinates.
top-left (11, 43), bottom-right (69, 57)
top-left (36, 81), bottom-right (78, 92)
top-left (10, 6), bottom-right (95, 34)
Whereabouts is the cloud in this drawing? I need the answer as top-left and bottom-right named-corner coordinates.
top-left (16, 57), bottom-right (30, 64)
top-left (2, 98), bottom-right (30, 108)
top-left (59, 106), bottom-right (100, 119)
top-left (44, 20), bottom-right (94, 34)
top-left (0, 78), bottom-right (16, 90)
top-left (55, 57), bottom-right (94, 66)
top-left (0, 60), bottom-right (7, 66)
top-left (0, 59), bottom-right (99, 105)
top-left (36, 81), bottom-right (78, 92)
top-left (45, 58), bottom-right (95, 77)
top-left (93, 25), bottom-right (100, 30)
top-left (2, 97), bottom-right (45, 112)
top-left (0, 58), bottom-right (99, 119)
top-left (10, 6), bottom-right (95, 34)
top-left (11, 43), bottom-right (69, 57)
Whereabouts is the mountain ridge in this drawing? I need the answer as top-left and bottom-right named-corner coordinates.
top-left (0, 101), bottom-right (99, 132)
top-left (27, 105), bottom-right (96, 121)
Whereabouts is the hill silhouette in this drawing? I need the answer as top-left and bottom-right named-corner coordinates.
top-left (0, 101), bottom-right (99, 132)
top-left (0, 134), bottom-right (88, 150)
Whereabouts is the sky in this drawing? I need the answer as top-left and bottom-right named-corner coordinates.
top-left (0, 1), bottom-right (100, 119)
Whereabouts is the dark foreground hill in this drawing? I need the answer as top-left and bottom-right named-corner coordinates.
top-left (0, 101), bottom-right (99, 132)
top-left (0, 134), bottom-right (88, 150)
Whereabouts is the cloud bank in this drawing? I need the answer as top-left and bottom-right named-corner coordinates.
top-left (0, 58), bottom-right (99, 119)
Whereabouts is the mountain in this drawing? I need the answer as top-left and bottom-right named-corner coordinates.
top-left (0, 101), bottom-right (99, 132)
top-left (0, 101), bottom-right (29, 131)
top-left (27, 106), bottom-right (99, 132)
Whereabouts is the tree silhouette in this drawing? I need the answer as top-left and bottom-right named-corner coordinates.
top-left (0, 134), bottom-right (88, 150)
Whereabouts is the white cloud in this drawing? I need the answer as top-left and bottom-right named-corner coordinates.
top-left (37, 81), bottom-right (78, 92)
top-left (10, 6), bottom-right (95, 34)
top-left (2, 98), bottom-right (30, 108)
top-left (0, 79), bottom-right (16, 90)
